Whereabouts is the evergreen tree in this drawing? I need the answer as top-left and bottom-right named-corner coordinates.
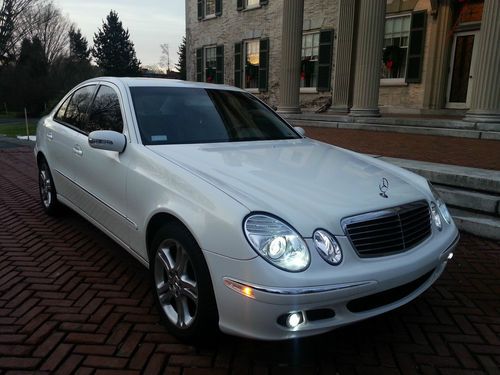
top-left (92, 10), bottom-right (140, 76)
top-left (176, 36), bottom-right (186, 80)
top-left (69, 27), bottom-right (90, 62)
top-left (15, 37), bottom-right (50, 114)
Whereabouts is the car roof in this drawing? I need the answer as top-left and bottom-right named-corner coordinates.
top-left (83, 77), bottom-right (244, 92)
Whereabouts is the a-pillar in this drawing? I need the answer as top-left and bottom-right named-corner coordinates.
top-left (464, 0), bottom-right (500, 127)
top-left (350, 0), bottom-right (386, 117)
top-left (277, 0), bottom-right (304, 114)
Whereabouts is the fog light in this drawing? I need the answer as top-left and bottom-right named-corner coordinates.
top-left (286, 312), bottom-right (304, 329)
top-left (448, 252), bottom-right (454, 260)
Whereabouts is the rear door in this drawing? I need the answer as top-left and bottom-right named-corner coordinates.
top-left (46, 84), bottom-right (97, 203)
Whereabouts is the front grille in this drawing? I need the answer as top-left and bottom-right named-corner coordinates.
top-left (343, 201), bottom-right (431, 258)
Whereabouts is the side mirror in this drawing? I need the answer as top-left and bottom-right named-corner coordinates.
top-left (88, 130), bottom-right (126, 153)
top-left (294, 127), bottom-right (306, 137)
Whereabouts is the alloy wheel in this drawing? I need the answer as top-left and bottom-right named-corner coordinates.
top-left (39, 167), bottom-right (52, 208)
top-left (154, 239), bottom-right (199, 329)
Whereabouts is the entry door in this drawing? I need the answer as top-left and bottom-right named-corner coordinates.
top-left (446, 30), bottom-right (479, 109)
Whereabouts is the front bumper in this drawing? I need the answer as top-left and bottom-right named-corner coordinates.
top-left (204, 230), bottom-right (459, 341)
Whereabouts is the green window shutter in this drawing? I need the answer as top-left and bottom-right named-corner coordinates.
top-left (260, 0), bottom-right (268, 5)
top-left (215, 0), bottom-right (222, 16)
top-left (216, 45), bottom-right (224, 84)
top-left (198, 0), bottom-right (204, 20)
top-left (237, 0), bottom-right (244, 11)
top-left (406, 11), bottom-right (427, 83)
top-left (259, 38), bottom-right (269, 92)
top-left (196, 48), bottom-right (203, 82)
top-left (234, 42), bottom-right (242, 87)
top-left (317, 29), bottom-right (334, 92)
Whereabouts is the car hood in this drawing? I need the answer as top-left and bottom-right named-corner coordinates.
top-left (148, 139), bottom-right (430, 236)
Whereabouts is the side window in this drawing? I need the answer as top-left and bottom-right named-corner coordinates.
top-left (86, 85), bottom-right (124, 133)
top-left (54, 95), bottom-right (71, 121)
top-left (59, 85), bottom-right (96, 130)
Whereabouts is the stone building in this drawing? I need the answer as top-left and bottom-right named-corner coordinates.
top-left (186, 0), bottom-right (499, 124)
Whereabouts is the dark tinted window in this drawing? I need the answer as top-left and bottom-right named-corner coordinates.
top-left (130, 87), bottom-right (299, 145)
top-left (54, 96), bottom-right (71, 121)
top-left (86, 86), bottom-right (124, 133)
top-left (58, 85), bottom-right (96, 130)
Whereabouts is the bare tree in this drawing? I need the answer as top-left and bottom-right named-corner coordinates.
top-left (18, 1), bottom-right (73, 64)
top-left (159, 43), bottom-right (171, 73)
top-left (0, 0), bottom-right (40, 64)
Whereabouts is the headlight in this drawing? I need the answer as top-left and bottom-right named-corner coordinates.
top-left (313, 229), bottom-right (342, 265)
top-left (244, 214), bottom-right (310, 272)
top-left (430, 202), bottom-right (442, 231)
top-left (428, 181), bottom-right (453, 225)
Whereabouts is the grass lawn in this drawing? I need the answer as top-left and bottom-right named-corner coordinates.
top-left (0, 122), bottom-right (37, 137)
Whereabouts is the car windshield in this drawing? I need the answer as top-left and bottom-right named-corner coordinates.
top-left (130, 87), bottom-right (300, 145)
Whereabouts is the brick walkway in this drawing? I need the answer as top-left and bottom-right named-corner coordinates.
top-left (0, 146), bottom-right (499, 374)
top-left (303, 127), bottom-right (500, 170)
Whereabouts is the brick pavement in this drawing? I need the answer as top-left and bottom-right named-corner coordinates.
top-left (303, 127), bottom-right (500, 171)
top-left (0, 146), bottom-right (499, 374)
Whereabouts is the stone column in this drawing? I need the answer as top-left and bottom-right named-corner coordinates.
top-left (350, 0), bottom-right (386, 117)
top-left (464, 0), bottom-right (500, 126)
top-left (277, 0), bottom-right (304, 114)
top-left (329, 0), bottom-right (356, 113)
top-left (423, 0), bottom-right (453, 110)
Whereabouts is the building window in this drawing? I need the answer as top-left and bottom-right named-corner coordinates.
top-left (382, 15), bottom-right (411, 79)
top-left (204, 46), bottom-right (217, 83)
top-left (205, 0), bottom-right (216, 17)
top-left (198, 0), bottom-right (221, 20)
top-left (301, 32), bottom-right (320, 88)
top-left (244, 40), bottom-right (260, 89)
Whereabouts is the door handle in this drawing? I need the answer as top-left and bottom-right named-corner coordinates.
top-left (73, 145), bottom-right (83, 156)
top-left (46, 131), bottom-right (53, 140)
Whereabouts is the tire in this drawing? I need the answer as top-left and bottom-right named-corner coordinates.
top-left (38, 159), bottom-right (60, 216)
top-left (150, 222), bottom-right (218, 342)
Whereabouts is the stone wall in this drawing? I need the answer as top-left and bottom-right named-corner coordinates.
top-left (186, 0), bottom-right (337, 109)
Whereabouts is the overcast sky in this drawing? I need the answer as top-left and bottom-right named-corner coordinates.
top-left (54, 0), bottom-right (186, 68)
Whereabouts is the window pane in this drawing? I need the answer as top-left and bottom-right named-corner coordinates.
top-left (385, 18), bottom-right (393, 34)
top-left (54, 96), bottom-right (71, 121)
top-left (206, 0), bottom-right (215, 15)
top-left (393, 17), bottom-right (402, 33)
top-left (63, 85), bottom-right (95, 130)
top-left (204, 46), bottom-right (217, 83)
top-left (130, 87), bottom-right (299, 145)
top-left (247, 0), bottom-right (259, 7)
top-left (245, 40), bottom-right (259, 88)
top-left (402, 16), bottom-right (411, 32)
top-left (86, 86), bottom-right (123, 133)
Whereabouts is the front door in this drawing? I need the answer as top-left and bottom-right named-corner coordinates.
top-left (75, 84), bottom-right (132, 245)
top-left (446, 30), bottom-right (479, 109)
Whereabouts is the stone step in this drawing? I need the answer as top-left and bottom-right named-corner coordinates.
top-left (449, 208), bottom-right (500, 241)
top-left (380, 157), bottom-right (500, 194)
top-left (285, 113), bottom-right (474, 129)
top-left (434, 185), bottom-right (500, 216)
top-left (286, 116), bottom-right (500, 140)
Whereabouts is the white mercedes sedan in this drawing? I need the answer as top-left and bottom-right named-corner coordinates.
top-left (35, 77), bottom-right (459, 341)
